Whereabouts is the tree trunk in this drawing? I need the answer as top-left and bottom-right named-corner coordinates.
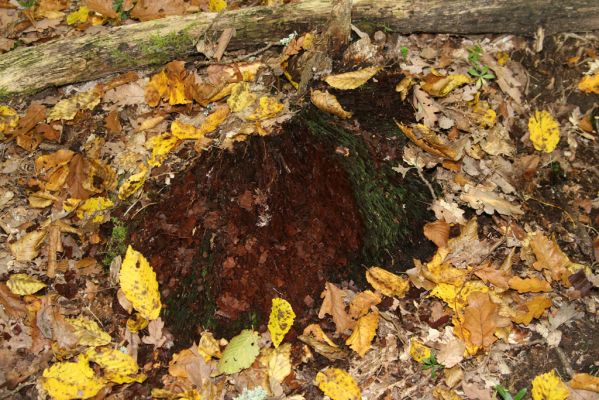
top-left (1, 0), bottom-right (598, 98)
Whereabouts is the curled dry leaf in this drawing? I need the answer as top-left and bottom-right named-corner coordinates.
top-left (421, 73), bottom-right (471, 97)
top-left (460, 184), bottom-right (523, 216)
top-left (324, 66), bottom-right (382, 90)
top-left (318, 282), bottom-right (354, 334)
top-left (9, 229), bottom-right (47, 262)
top-left (508, 276), bottom-right (552, 293)
top-left (423, 220), bottom-right (450, 248)
top-left (397, 122), bottom-right (467, 161)
top-left (310, 90), bottom-right (352, 119)
top-left (365, 267), bottom-right (410, 298)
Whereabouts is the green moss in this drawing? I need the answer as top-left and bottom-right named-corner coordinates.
top-left (102, 217), bottom-right (128, 267)
top-left (0, 88), bottom-right (10, 102)
top-left (301, 108), bottom-right (432, 265)
top-left (139, 29), bottom-right (194, 65)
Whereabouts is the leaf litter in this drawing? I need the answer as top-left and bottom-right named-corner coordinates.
top-left (0, 4), bottom-right (598, 400)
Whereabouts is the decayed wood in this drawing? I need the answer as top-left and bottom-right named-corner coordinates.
top-left (1, 0), bottom-right (598, 98)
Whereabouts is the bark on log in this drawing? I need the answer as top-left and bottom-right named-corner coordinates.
top-left (1, 0), bottom-right (598, 98)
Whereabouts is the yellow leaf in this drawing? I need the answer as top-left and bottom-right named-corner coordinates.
top-left (118, 165), bottom-right (149, 200)
top-left (208, 0), bottom-right (227, 12)
top-left (496, 51), bottom-right (510, 65)
top-left (6, 273), bottom-right (46, 295)
top-left (302, 323), bottom-right (338, 347)
top-left (87, 347), bottom-right (146, 384)
top-left (409, 339), bottom-right (431, 363)
top-left (48, 88), bottom-right (102, 121)
top-left (310, 90), bottom-right (353, 119)
top-left (531, 370), bottom-right (570, 400)
top-left (145, 61), bottom-right (192, 107)
top-left (508, 276), bottom-right (552, 293)
top-left (433, 387), bottom-right (463, 400)
top-left (197, 104), bottom-right (230, 136)
top-left (529, 232), bottom-right (572, 286)
top-left (318, 282), bottom-right (354, 334)
top-left (66, 6), bottom-right (89, 25)
top-left (345, 311), bottom-right (379, 357)
top-left (126, 313), bottom-right (149, 333)
top-left (67, 317), bottom-right (112, 347)
top-left (170, 120), bottom-right (199, 140)
top-left (74, 196), bottom-right (114, 223)
top-left (227, 82), bottom-right (256, 112)
top-left (147, 133), bottom-right (180, 167)
top-left (430, 281), bottom-right (488, 313)
top-left (198, 331), bottom-right (221, 361)
top-left (0, 105), bottom-right (19, 134)
top-left (570, 373), bottom-right (599, 392)
top-left (119, 245), bottom-right (162, 320)
top-left (510, 295), bottom-right (552, 325)
top-left (324, 66), bottom-right (382, 90)
top-left (42, 357), bottom-right (105, 400)
top-left (315, 368), bottom-right (361, 400)
top-left (479, 109), bottom-right (496, 128)
top-left (247, 96), bottom-right (285, 121)
top-left (348, 290), bottom-right (381, 319)
top-left (365, 267), bottom-right (410, 298)
top-left (268, 297), bottom-right (296, 348)
top-left (528, 110), bottom-right (560, 153)
top-left (266, 343), bottom-right (292, 383)
top-left (422, 74), bottom-right (472, 97)
top-left (8, 229), bottom-right (47, 262)
top-left (578, 72), bottom-right (599, 94)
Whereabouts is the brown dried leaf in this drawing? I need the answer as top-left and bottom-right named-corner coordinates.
top-left (424, 220), bottom-right (450, 248)
top-left (318, 282), bottom-right (354, 334)
top-left (9, 229), bottom-right (46, 262)
top-left (0, 283), bottom-right (27, 318)
top-left (130, 0), bottom-right (185, 21)
top-left (462, 292), bottom-right (509, 348)
top-left (510, 295), bottom-right (552, 325)
top-left (529, 232), bottom-right (572, 286)
top-left (84, 0), bottom-right (118, 18)
top-left (474, 263), bottom-right (511, 290)
top-left (348, 290), bottom-right (381, 319)
top-left (310, 90), bottom-right (352, 119)
top-left (508, 276), bottom-right (552, 293)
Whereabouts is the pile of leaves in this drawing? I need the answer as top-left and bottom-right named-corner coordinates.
top-left (1, 0), bottom-right (599, 399)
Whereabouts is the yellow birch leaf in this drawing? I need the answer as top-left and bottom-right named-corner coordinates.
top-left (480, 109), bottom-right (497, 128)
top-left (208, 0), bottom-right (227, 12)
top-left (422, 74), bottom-right (472, 97)
top-left (268, 297), bottom-right (296, 348)
top-left (66, 6), bottom-right (89, 25)
top-left (171, 120), bottom-right (199, 140)
top-left (510, 295), bottom-right (552, 325)
top-left (42, 357), bottom-right (105, 400)
top-left (126, 313), bottom-right (149, 333)
top-left (345, 311), bottom-right (379, 357)
top-left (145, 62), bottom-right (192, 107)
top-left (508, 276), bottom-right (552, 293)
top-left (48, 88), bottom-right (102, 122)
top-left (365, 267), bottom-right (410, 298)
top-left (310, 90), bottom-right (353, 119)
top-left (247, 96), bottom-right (284, 121)
top-left (315, 368), bottom-right (361, 400)
top-left (8, 229), bottom-right (47, 262)
top-left (198, 331), bottom-right (221, 361)
top-left (266, 343), bottom-right (292, 382)
top-left (6, 273), bottom-right (46, 295)
top-left (87, 347), bottom-right (146, 384)
top-left (147, 133), bottom-right (180, 167)
top-left (302, 323), bottom-right (338, 347)
top-left (528, 111), bottom-right (560, 153)
top-left (119, 245), bottom-right (162, 320)
top-left (75, 197), bottom-right (114, 223)
top-left (570, 373), bottom-right (599, 392)
top-left (197, 104), bottom-right (230, 136)
top-left (410, 339), bottom-right (432, 363)
top-left (118, 165), bottom-right (149, 200)
top-left (531, 370), bottom-right (570, 400)
top-left (227, 82), bottom-right (256, 112)
top-left (578, 72), bottom-right (599, 94)
top-left (67, 317), bottom-right (112, 347)
top-left (0, 105), bottom-right (19, 134)
top-left (324, 66), bottom-right (382, 90)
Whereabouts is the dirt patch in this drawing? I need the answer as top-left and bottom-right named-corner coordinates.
top-left (131, 126), bottom-right (364, 343)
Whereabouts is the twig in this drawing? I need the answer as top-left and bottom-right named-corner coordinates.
top-left (416, 167), bottom-right (437, 200)
top-left (554, 346), bottom-right (575, 378)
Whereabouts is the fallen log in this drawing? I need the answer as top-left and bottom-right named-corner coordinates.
top-left (1, 0), bottom-right (598, 98)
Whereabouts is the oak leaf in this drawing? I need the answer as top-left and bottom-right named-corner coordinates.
top-left (461, 292), bottom-right (509, 349)
top-left (318, 282), bottom-right (354, 334)
top-left (529, 232), bottom-right (572, 286)
top-left (510, 295), bottom-right (552, 325)
top-left (348, 290), bottom-right (381, 319)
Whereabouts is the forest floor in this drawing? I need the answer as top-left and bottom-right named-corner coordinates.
top-left (1, 1), bottom-right (599, 400)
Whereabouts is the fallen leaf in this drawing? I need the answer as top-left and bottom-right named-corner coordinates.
top-left (318, 282), bottom-right (354, 334)
top-left (409, 339), bottom-right (431, 363)
top-left (145, 61), bottom-right (192, 106)
top-left (66, 5), bottom-right (89, 25)
top-left (208, 0), bottom-right (227, 12)
top-left (6, 273), bottom-right (46, 295)
top-left (461, 292), bottom-right (509, 349)
top-left (460, 184), bottom-right (523, 216)
top-left (528, 110), bottom-right (560, 153)
top-left (118, 165), bottom-right (149, 200)
top-left (398, 123), bottom-right (466, 161)
top-left (436, 336), bottom-right (465, 368)
top-left (324, 66), bottom-right (382, 90)
top-left (9, 229), bottom-right (47, 262)
top-left (578, 72), bottom-right (599, 94)
top-left (348, 290), bottom-right (381, 319)
top-left (87, 347), bottom-right (146, 384)
top-left (365, 267), bottom-right (410, 298)
top-left (0, 105), bottom-right (19, 135)
top-left (346, 311), bottom-right (378, 357)
top-left (571, 373), bottom-right (599, 393)
top-left (510, 295), bottom-right (552, 325)
top-left (42, 357), bottom-right (105, 400)
top-left (226, 82), bottom-right (256, 112)
top-left (141, 317), bottom-right (167, 348)
top-left (529, 232), bottom-right (572, 286)
top-left (217, 329), bottom-right (260, 374)
top-left (67, 316), bottom-right (112, 347)
top-left (508, 276), bottom-right (552, 293)
top-left (130, 0), bottom-right (185, 21)
top-left (146, 133), bottom-right (180, 167)
top-left (198, 331), bottom-right (221, 361)
top-left (119, 246), bottom-right (162, 320)
top-left (84, 0), bottom-right (118, 18)
top-left (413, 86), bottom-right (441, 127)
top-left (474, 263), bottom-right (511, 291)
top-left (531, 370), bottom-right (569, 400)
top-left (298, 334), bottom-right (348, 361)
top-left (422, 73), bottom-right (472, 97)
top-left (0, 283), bottom-right (27, 318)
top-left (265, 343), bottom-right (291, 383)
top-left (246, 96), bottom-right (284, 121)
top-left (310, 90), bottom-right (353, 119)
top-left (315, 368), bottom-right (361, 400)
top-left (47, 88), bottom-right (102, 121)
top-left (169, 345), bottom-right (213, 387)
top-left (424, 220), bottom-right (450, 248)
top-left (267, 297), bottom-right (296, 348)
top-left (302, 324), bottom-right (338, 347)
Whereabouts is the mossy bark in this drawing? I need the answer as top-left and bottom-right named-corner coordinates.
top-left (2, 0), bottom-right (598, 98)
